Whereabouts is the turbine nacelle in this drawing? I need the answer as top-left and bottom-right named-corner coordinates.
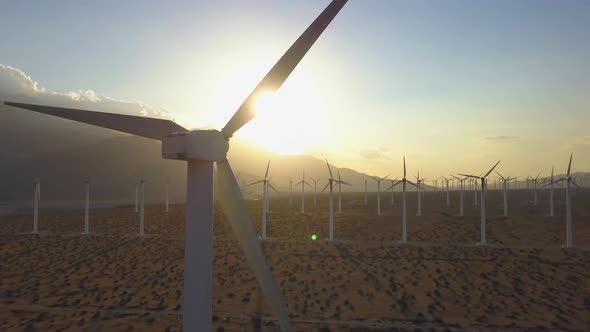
top-left (162, 130), bottom-right (229, 161)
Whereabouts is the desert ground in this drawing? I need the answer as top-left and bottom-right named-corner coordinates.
top-left (1, 188), bottom-right (589, 331)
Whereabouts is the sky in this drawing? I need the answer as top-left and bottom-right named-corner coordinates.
top-left (1, 0), bottom-right (589, 178)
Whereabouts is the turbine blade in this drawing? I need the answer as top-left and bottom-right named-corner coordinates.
top-left (268, 182), bottom-right (280, 193)
top-left (325, 159), bottom-right (334, 179)
top-left (484, 160), bottom-right (501, 178)
top-left (247, 180), bottom-right (265, 186)
top-left (265, 160), bottom-right (271, 180)
top-left (341, 181), bottom-right (352, 186)
top-left (407, 180), bottom-right (423, 191)
top-left (391, 179), bottom-right (403, 188)
top-left (495, 171), bottom-right (505, 180)
top-left (321, 182), bottom-right (330, 193)
top-left (370, 176), bottom-right (380, 181)
top-left (4, 102), bottom-right (186, 141)
top-left (221, 0), bottom-right (348, 138)
top-left (458, 173), bottom-right (479, 180)
top-left (403, 156), bottom-right (406, 178)
top-left (215, 160), bottom-right (291, 331)
top-left (337, 169), bottom-right (342, 181)
top-left (567, 153), bottom-right (573, 176)
top-left (380, 174), bottom-right (389, 181)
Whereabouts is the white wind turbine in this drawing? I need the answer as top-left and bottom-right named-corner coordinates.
top-left (451, 175), bottom-right (467, 217)
top-left (496, 172), bottom-right (517, 217)
top-left (544, 167), bottom-right (555, 217)
top-left (83, 177), bottom-right (90, 235)
top-left (165, 177), bottom-right (170, 213)
top-left (441, 176), bottom-right (450, 207)
top-left (370, 174), bottom-right (389, 215)
top-left (247, 160), bottom-right (272, 240)
top-left (459, 160), bottom-right (501, 246)
top-left (322, 159), bottom-right (344, 241)
top-left (309, 177), bottom-right (319, 206)
top-left (3, 1), bottom-right (348, 329)
top-left (550, 153), bottom-right (577, 248)
top-left (388, 177), bottom-right (399, 206)
top-left (336, 169), bottom-right (352, 213)
top-left (295, 170), bottom-right (312, 213)
top-left (415, 171), bottom-right (426, 216)
top-left (386, 157), bottom-right (421, 243)
top-left (530, 173), bottom-right (541, 205)
top-left (138, 179), bottom-right (145, 236)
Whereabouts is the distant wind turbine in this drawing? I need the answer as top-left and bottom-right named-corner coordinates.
top-left (441, 176), bottom-right (450, 207)
top-left (138, 179), bottom-right (145, 236)
top-left (309, 177), bottom-right (319, 206)
top-left (295, 170), bottom-right (312, 213)
top-left (386, 157), bottom-right (421, 243)
top-left (83, 177), bottom-right (90, 235)
top-left (415, 171), bottom-right (426, 216)
top-left (551, 153), bottom-right (577, 248)
top-left (370, 174), bottom-right (389, 215)
top-left (459, 160), bottom-right (501, 246)
top-left (32, 178), bottom-right (40, 234)
top-left (496, 172), bottom-right (517, 217)
top-left (322, 160), bottom-right (343, 241)
top-left (336, 169), bottom-right (351, 213)
top-left (452, 175), bottom-right (467, 217)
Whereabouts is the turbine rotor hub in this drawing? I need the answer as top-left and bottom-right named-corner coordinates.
top-left (162, 129), bottom-right (229, 161)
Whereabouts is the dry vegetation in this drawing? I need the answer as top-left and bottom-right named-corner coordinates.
top-left (1, 188), bottom-right (589, 331)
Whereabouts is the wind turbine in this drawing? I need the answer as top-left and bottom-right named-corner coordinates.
top-left (551, 154), bottom-right (577, 248)
top-left (496, 172), bottom-right (517, 217)
top-left (138, 179), bottom-right (145, 236)
top-left (545, 167), bottom-right (555, 217)
top-left (134, 182), bottom-right (139, 213)
top-left (322, 160), bottom-right (342, 241)
top-left (165, 177), bottom-right (170, 213)
top-left (83, 177), bottom-right (90, 235)
top-left (441, 176), bottom-right (450, 207)
top-left (386, 157), bottom-right (421, 243)
top-left (32, 178), bottom-right (40, 234)
top-left (3, 1), bottom-right (349, 330)
top-left (451, 175), bottom-right (467, 217)
top-left (247, 160), bottom-right (271, 240)
top-left (531, 173), bottom-right (541, 205)
top-left (387, 177), bottom-right (399, 206)
top-left (336, 169), bottom-right (351, 213)
top-left (459, 160), bottom-right (501, 246)
top-left (309, 177), bottom-right (319, 206)
top-left (415, 171), bottom-right (426, 216)
top-left (295, 170), bottom-right (312, 213)
top-left (370, 174), bottom-right (389, 215)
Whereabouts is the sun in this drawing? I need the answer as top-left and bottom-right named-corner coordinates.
top-left (236, 76), bottom-right (331, 155)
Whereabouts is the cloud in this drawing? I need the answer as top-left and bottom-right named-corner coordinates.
top-left (0, 64), bottom-right (173, 120)
top-left (360, 147), bottom-right (391, 160)
top-left (485, 135), bottom-right (518, 141)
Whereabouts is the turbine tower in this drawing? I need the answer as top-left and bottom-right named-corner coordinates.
top-left (32, 178), bottom-right (40, 234)
top-left (441, 176), bottom-right (450, 207)
top-left (459, 160), bottom-right (501, 246)
top-left (165, 177), bottom-right (170, 213)
top-left (84, 177), bottom-right (90, 235)
top-left (139, 179), bottom-right (145, 236)
top-left (388, 177), bottom-right (399, 206)
top-left (3, 1), bottom-right (349, 330)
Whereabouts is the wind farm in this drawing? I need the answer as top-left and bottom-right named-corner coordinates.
top-left (1, 0), bottom-right (590, 331)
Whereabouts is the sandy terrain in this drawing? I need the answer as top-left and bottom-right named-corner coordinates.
top-left (1, 188), bottom-right (589, 331)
